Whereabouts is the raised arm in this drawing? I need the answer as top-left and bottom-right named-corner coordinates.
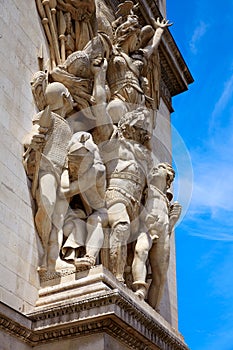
top-left (91, 57), bottom-right (114, 141)
top-left (143, 17), bottom-right (172, 59)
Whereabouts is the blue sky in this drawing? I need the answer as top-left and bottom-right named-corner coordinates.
top-left (166, 1), bottom-right (233, 349)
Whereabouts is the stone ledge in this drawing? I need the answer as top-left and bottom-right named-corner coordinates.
top-left (1, 266), bottom-right (189, 350)
top-left (0, 302), bottom-right (33, 343)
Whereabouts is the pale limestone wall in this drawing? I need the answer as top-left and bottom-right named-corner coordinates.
top-left (153, 98), bottom-right (178, 328)
top-left (153, 99), bottom-right (172, 164)
top-left (0, 0), bottom-right (48, 313)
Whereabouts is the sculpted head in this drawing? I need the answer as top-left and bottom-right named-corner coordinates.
top-left (149, 163), bottom-right (175, 192)
top-left (31, 71), bottom-right (48, 89)
top-left (118, 107), bottom-right (151, 145)
top-left (45, 82), bottom-right (73, 115)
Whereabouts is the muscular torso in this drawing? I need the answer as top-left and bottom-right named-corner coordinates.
top-left (142, 185), bottom-right (170, 238)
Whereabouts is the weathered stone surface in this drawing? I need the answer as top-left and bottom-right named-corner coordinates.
top-left (0, 0), bottom-right (193, 349)
top-left (21, 1), bottom-right (182, 319)
top-left (0, 266), bottom-right (189, 349)
top-left (0, 0), bottom-right (49, 314)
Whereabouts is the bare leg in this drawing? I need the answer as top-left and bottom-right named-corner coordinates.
top-left (72, 211), bottom-right (106, 269)
top-left (47, 198), bottom-right (71, 271)
top-left (148, 233), bottom-right (170, 310)
top-left (35, 173), bottom-right (57, 270)
top-left (108, 203), bottom-right (130, 282)
top-left (132, 232), bottom-right (152, 299)
top-left (85, 212), bottom-right (104, 260)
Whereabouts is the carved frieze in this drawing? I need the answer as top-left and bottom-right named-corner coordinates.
top-left (22, 0), bottom-right (184, 316)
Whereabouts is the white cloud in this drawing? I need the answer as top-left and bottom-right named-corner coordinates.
top-left (180, 215), bottom-right (233, 241)
top-left (189, 21), bottom-right (208, 54)
top-left (192, 164), bottom-right (233, 212)
top-left (171, 75), bottom-right (233, 241)
top-left (210, 74), bottom-right (233, 129)
top-left (177, 132), bottom-right (233, 240)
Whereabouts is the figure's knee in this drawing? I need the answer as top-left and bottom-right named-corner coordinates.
top-left (135, 239), bottom-right (150, 262)
top-left (35, 205), bottom-right (51, 231)
top-left (37, 196), bottom-right (55, 221)
top-left (151, 258), bottom-right (169, 284)
top-left (63, 222), bottom-right (73, 238)
top-left (135, 245), bottom-right (149, 262)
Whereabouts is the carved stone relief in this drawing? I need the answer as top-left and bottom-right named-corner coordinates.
top-left (23, 0), bottom-right (181, 312)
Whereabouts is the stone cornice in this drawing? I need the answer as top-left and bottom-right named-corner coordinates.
top-left (0, 302), bottom-right (34, 343)
top-left (0, 267), bottom-right (190, 350)
top-left (1, 293), bottom-right (188, 350)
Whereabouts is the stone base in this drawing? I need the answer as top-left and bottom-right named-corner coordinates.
top-left (0, 265), bottom-right (189, 350)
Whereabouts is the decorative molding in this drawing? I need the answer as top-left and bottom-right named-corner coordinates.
top-left (0, 304), bottom-right (35, 344)
top-left (0, 270), bottom-right (189, 350)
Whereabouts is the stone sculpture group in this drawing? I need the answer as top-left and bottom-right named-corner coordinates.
top-left (23, 0), bottom-right (181, 311)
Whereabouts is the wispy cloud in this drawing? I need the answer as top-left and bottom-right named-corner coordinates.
top-left (192, 162), bottom-right (233, 212)
top-left (210, 74), bottom-right (233, 122)
top-left (189, 21), bottom-right (208, 54)
top-left (177, 128), bottom-right (233, 240)
top-left (180, 215), bottom-right (233, 241)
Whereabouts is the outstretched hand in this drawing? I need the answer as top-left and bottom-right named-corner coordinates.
top-left (151, 17), bottom-right (173, 30)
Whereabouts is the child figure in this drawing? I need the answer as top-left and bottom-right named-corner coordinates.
top-left (132, 163), bottom-right (181, 310)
